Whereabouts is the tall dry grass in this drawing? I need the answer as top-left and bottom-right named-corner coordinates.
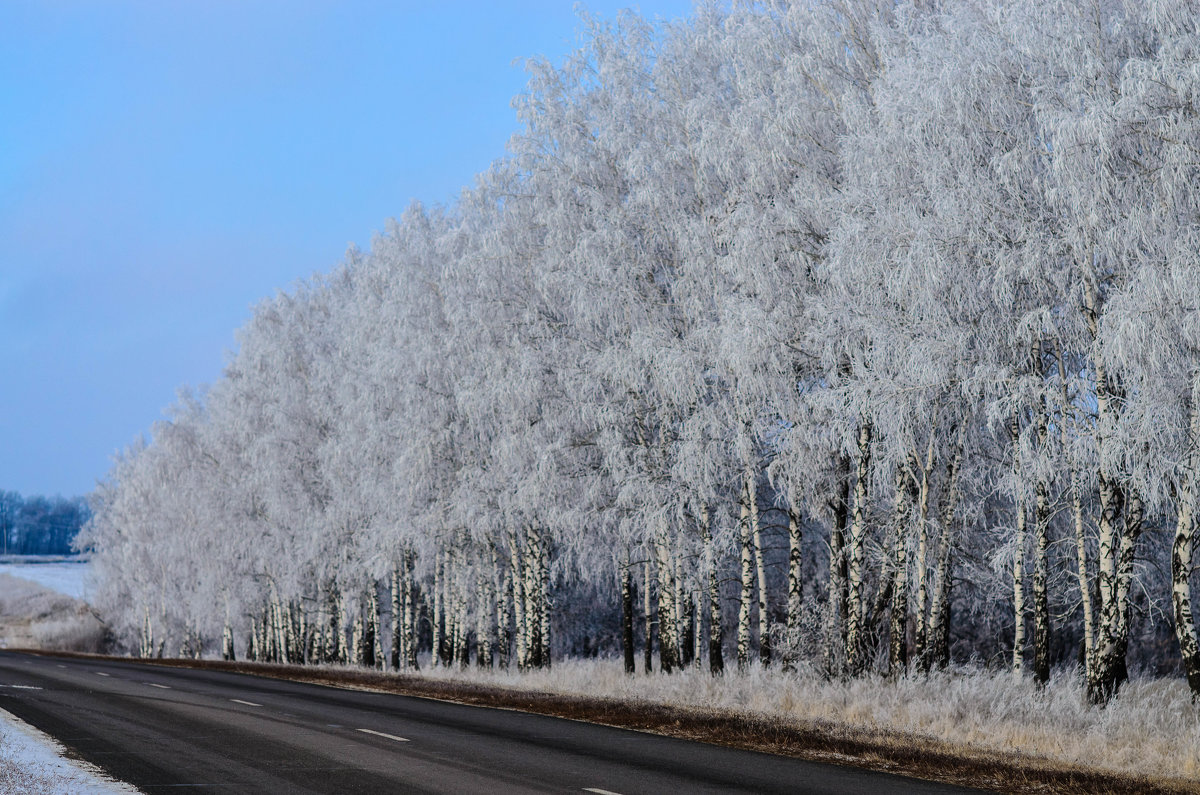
top-left (0, 573), bottom-right (106, 653)
top-left (414, 658), bottom-right (1200, 781)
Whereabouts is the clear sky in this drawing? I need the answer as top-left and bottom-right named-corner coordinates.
top-left (0, 1), bottom-right (694, 499)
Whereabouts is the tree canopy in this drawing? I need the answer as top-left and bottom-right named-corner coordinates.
top-left (81, 0), bottom-right (1200, 703)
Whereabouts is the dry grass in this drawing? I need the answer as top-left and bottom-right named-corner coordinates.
top-left (36, 651), bottom-right (1197, 794)
top-left (0, 574), bottom-right (106, 653)
top-left (414, 660), bottom-right (1200, 782)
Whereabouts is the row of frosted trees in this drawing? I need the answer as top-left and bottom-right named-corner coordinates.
top-left (82, 0), bottom-right (1200, 704)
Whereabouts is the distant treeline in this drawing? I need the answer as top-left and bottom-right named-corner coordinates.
top-left (0, 492), bottom-right (90, 555)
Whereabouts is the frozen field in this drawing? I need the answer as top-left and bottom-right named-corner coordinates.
top-left (0, 558), bottom-right (92, 602)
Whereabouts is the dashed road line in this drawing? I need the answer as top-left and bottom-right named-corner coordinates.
top-left (583, 789), bottom-right (624, 795)
top-left (94, 672), bottom-right (110, 677)
top-left (147, 683), bottom-right (171, 689)
top-left (357, 728), bottom-right (409, 743)
top-left (230, 698), bottom-right (261, 707)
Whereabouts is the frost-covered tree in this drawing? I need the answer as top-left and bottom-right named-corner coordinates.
top-left (79, 0), bottom-right (1200, 705)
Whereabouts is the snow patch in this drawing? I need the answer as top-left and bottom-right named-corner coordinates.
top-left (0, 707), bottom-right (138, 793)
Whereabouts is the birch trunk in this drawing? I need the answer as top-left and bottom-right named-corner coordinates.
top-left (490, 544), bottom-right (504, 667)
top-left (508, 531), bottom-right (527, 670)
top-left (350, 614), bottom-right (363, 667)
top-left (333, 589), bottom-right (345, 663)
top-left (1085, 276), bottom-right (1131, 704)
top-left (404, 553), bottom-right (418, 670)
top-left (750, 470), bottom-right (771, 666)
top-left (432, 549), bottom-right (444, 668)
top-left (520, 526), bottom-right (545, 669)
top-left (258, 608), bottom-right (269, 662)
top-left (222, 621), bottom-right (235, 661)
top-left (497, 567), bottom-right (511, 669)
top-left (824, 455), bottom-right (851, 677)
top-left (538, 528), bottom-right (552, 669)
top-left (294, 601), bottom-right (308, 663)
top-left (1031, 339), bottom-right (1052, 687)
top-left (643, 558), bottom-right (654, 674)
top-left (1111, 489), bottom-right (1143, 691)
top-left (1010, 408), bottom-right (1027, 677)
top-left (1090, 471), bottom-right (1124, 702)
top-left (786, 499), bottom-right (803, 668)
top-left (261, 608), bottom-right (272, 661)
top-left (140, 607), bottom-right (154, 659)
top-left (737, 477), bottom-right (755, 670)
top-left (222, 596), bottom-right (235, 661)
top-left (913, 430), bottom-right (935, 667)
top-left (701, 504), bottom-right (724, 675)
top-left (1175, 496), bottom-right (1200, 700)
top-left (1171, 385), bottom-right (1200, 699)
top-left (390, 566), bottom-right (402, 670)
top-left (1055, 337), bottom-right (1094, 679)
top-left (287, 601), bottom-right (299, 663)
top-left (454, 555), bottom-right (466, 667)
top-left (691, 592), bottom-right (700, 669)
top-left (270, 585), bottom-right (286, 664)
top-left (926, 432), bottom-right (962, 671)
top-left (312, 592), bottom-right (327, 664)
top-left (246, 620), bottom-right (257, 662)
top-left (675, 552), bottom-right (688, 668)
top-left (1033, 445), bottom-right (1052, 687)
top-left (846, 421), bottom-right (873, 675)
top-left (1173, 409), bottom-right (1200, 699)
top-left (622, 561), bottom-right (635, 674)
top-left (656, 539), bottom-right (677, 673)
top-left (889, 463), bottom-right (917, 677)
top-left (248, 617), bottom-right (259, 662)
top-left (478, 557), bottom-right (493, 668)
top-left (332, 586), bottom-right (348, 664)
top-left (368, 583), bottom-right (382, 668)
top-left (526, 528), bottom-right (543, 668)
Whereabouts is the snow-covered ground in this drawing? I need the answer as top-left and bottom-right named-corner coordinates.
top-left (0, 707), bottom-right (136, 794)
top-left (0, 559), bottom-right (92, 602)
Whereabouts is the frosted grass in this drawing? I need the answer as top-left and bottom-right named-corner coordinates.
top-left (0, 573), bottom-right (106, 652)
top-left (413, 659), bottom-right (1200, 781)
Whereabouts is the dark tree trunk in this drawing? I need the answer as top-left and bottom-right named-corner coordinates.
top-left (622, 565), bottom-right (635, 674)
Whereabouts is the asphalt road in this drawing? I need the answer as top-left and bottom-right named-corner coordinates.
top-left (0, 651), bottom-right (981, 794)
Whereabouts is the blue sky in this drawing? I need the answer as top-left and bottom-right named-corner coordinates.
top-left (0, 1), bottom-right (693, 498)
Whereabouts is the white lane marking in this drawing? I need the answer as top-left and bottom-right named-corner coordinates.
top-left (3, 685), bottom-right (42, 690)
top-left (94, 672), bottom-right (110, 677)
top-left (230, 699), bottom-right (262, 707)
top-left (583, 789), bottom-right (624, 795)
top-left (56, 665), bottom-right (66, 669)
top-left (357, 728), bottom-right (409, 743)
top-left (147, 683), bottom-right (170, 689)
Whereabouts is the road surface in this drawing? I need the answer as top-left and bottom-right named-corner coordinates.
top-left (0, 651), bottom-right (981, 794)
